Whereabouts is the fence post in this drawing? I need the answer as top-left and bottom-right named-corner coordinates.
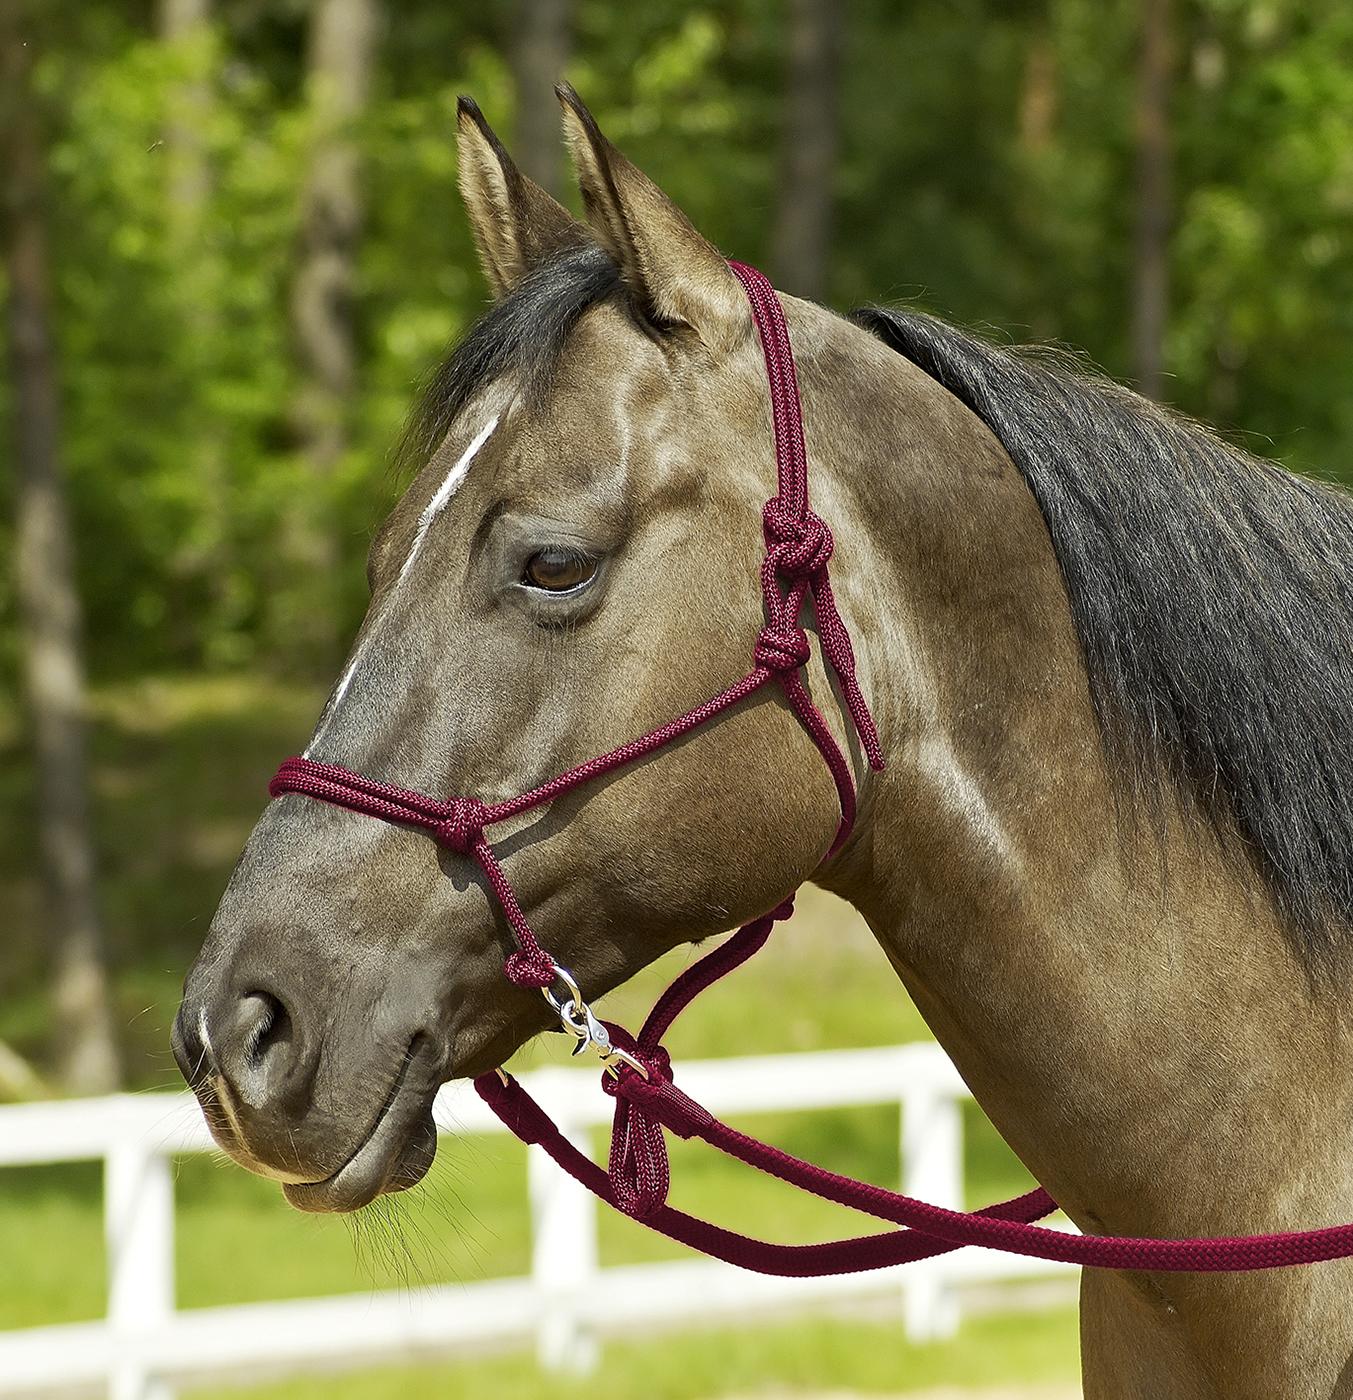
top-left (901, 1079), bottom-right (962, 1342)
top-left (527, 1086), bottom-right (599, 1374)
top-left (105, 1134), bottom-right (175, 1400)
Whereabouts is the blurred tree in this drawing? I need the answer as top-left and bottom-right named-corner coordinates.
top-left (162, 1), bottom-right (213, 271)
top-left (2, 2), bottom-right (120, 1092)
top-left (1133, 0), bottom-right (1173, 399)
top-left (1170, 0), bottom-right (1353, 478)
top-left (510, 0), bottom-right (573, 196)
top-left (0, 1038), bottom-right (45, 1100)
top-left (1011, 8), bottom-right (1062, 341)
top-left (771, 0), bottom-right (842, 301)
top-left (1019, 21), bottom-right (1057, 157)
top-left (160, 0), bottom-right (239, 658)
top-left (286, 0), bottom-right (381, 666)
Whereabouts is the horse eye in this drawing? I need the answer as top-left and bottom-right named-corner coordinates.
top-left (522, 548), bottom-right (597, 594)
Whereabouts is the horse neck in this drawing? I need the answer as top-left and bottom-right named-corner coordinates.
top-left (796, 307), bottom-right (1353, 1245)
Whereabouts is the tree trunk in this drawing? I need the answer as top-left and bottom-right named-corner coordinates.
top-left (0, 1039), bottom-right (46, 1101)
top-left (161, 0), bottom-right (235, 657)
top-left (509, 0), bottom-right (572, 197)
top-left (1132, 0), bottom-right (1172, 400)
top-left (287, 0), bottom-right (379, 664)
top-left (161, 0), bottom-right (213, 234)
top-left (1016, 22), bottom-right (1060, 341)
top-left (771, 0), bottom-right (843, 302)
top-left (2, 4), bottom-right (120, 1094)
top-left (1019, 29), bottom-right (1057, 157)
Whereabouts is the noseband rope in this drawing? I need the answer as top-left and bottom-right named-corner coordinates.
top-left (270, 263), bottom-right (1353, 1275)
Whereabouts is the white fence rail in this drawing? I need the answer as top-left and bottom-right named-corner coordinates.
top-left (0, 1044), bottom-right (1075, 1399)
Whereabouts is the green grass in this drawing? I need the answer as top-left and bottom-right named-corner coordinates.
top-left (198, 1309), bottom-right (1081, 1400)
top-left (0, 673), bottom-right (324, 1080)
top-left (0, 1163), bottom-right (107, 1328)
top-left (0, 673), bottom-right (1078, 1394)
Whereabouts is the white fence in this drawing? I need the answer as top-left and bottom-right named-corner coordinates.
top-left (0, 1044), bottom-right (1075, 1399)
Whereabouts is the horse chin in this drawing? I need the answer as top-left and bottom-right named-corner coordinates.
top-left (278, 1009), bottom-right (530, 1212)
top-left (282, 1077), bottom-right (441, 1214)
top-left (282, 1112), bottom-right (438, 1213)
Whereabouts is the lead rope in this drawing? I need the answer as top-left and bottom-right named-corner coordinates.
top-left (270, 264), bottom-right (1353, 1274)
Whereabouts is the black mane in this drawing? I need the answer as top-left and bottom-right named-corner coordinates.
top-left (857, 304), bottom-right (1353, 970)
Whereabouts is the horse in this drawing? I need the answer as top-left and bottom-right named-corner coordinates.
top-left (173, 87), bottom-right (1353, 1398)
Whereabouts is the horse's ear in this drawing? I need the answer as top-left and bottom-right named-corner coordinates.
top-left (456, 96), bottom-right (589, 297)
top-left (556, 83), bottom-right (750, 355)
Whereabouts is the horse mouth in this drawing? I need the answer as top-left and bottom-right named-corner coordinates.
top-left (282, 1039), bottom-right (441, 1213)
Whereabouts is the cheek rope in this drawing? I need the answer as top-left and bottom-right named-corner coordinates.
top-left (269, 263), bottom-right (1353, 1276)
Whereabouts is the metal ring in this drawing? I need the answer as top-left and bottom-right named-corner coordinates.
top-left (554, 997), bottom-right (593, 1041)
top-left (536, 960), bottom-right (649, 1079)
top-left (541, 962), bottom-right (584, 1017)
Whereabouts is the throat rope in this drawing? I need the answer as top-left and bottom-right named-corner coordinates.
top-left (270, 262), bottom-right (1353, 1275)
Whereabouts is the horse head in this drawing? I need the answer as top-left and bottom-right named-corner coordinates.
top-left (172, 89), bottom-right (877, 1211)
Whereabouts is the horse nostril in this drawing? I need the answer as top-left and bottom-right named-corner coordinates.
top-left (241, 990), bottom-right (292, 1069)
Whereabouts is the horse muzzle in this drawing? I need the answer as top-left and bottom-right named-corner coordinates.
top-left (171, 952), bottom-right (446, 1211)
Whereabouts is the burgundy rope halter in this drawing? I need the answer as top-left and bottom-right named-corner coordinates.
top-left (270, 262), bottom-right (1353, 1276)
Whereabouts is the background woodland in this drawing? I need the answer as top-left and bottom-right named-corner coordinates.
top-left (4, 0), bottom-right (1352, 1093)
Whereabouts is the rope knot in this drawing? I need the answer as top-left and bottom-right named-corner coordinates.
top-left (755, 624), bottom-right (812, 673)
top-left (602, 1043), bottom-right (673, 1103)
top-left (432, 797), bottom-right (489, 854)
top-left (504, 945), bottom-right (557, 989)
top-left (763, 500), bottom-right (833, 578)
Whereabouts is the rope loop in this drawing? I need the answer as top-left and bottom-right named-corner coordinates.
top-left (431, 796), bottom-right (489, 854)
top-left (763, 499), bottom-right (834, 578)
top-left (602, 1035), bottom-right (676, 1220)
top-left (754, 624), bottom-right (812, 673)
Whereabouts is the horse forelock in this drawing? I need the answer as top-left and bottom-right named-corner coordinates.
top-left (394, 243), bottom-right (623, 485)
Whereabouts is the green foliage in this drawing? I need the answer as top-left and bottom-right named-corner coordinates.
top-left (5, 0), bottom-right (1351, 682)
top-left (1170, 1), bottom-right (1353, 466)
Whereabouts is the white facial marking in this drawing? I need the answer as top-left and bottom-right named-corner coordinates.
top-left (197, 1005), bottom-right (215, 1072)
top-left (327, 653), bottom-right (362, 719)
top-left (397, 413), bottom-right (500, 586)
top-left (302, 412), bottom-right (501, 756)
